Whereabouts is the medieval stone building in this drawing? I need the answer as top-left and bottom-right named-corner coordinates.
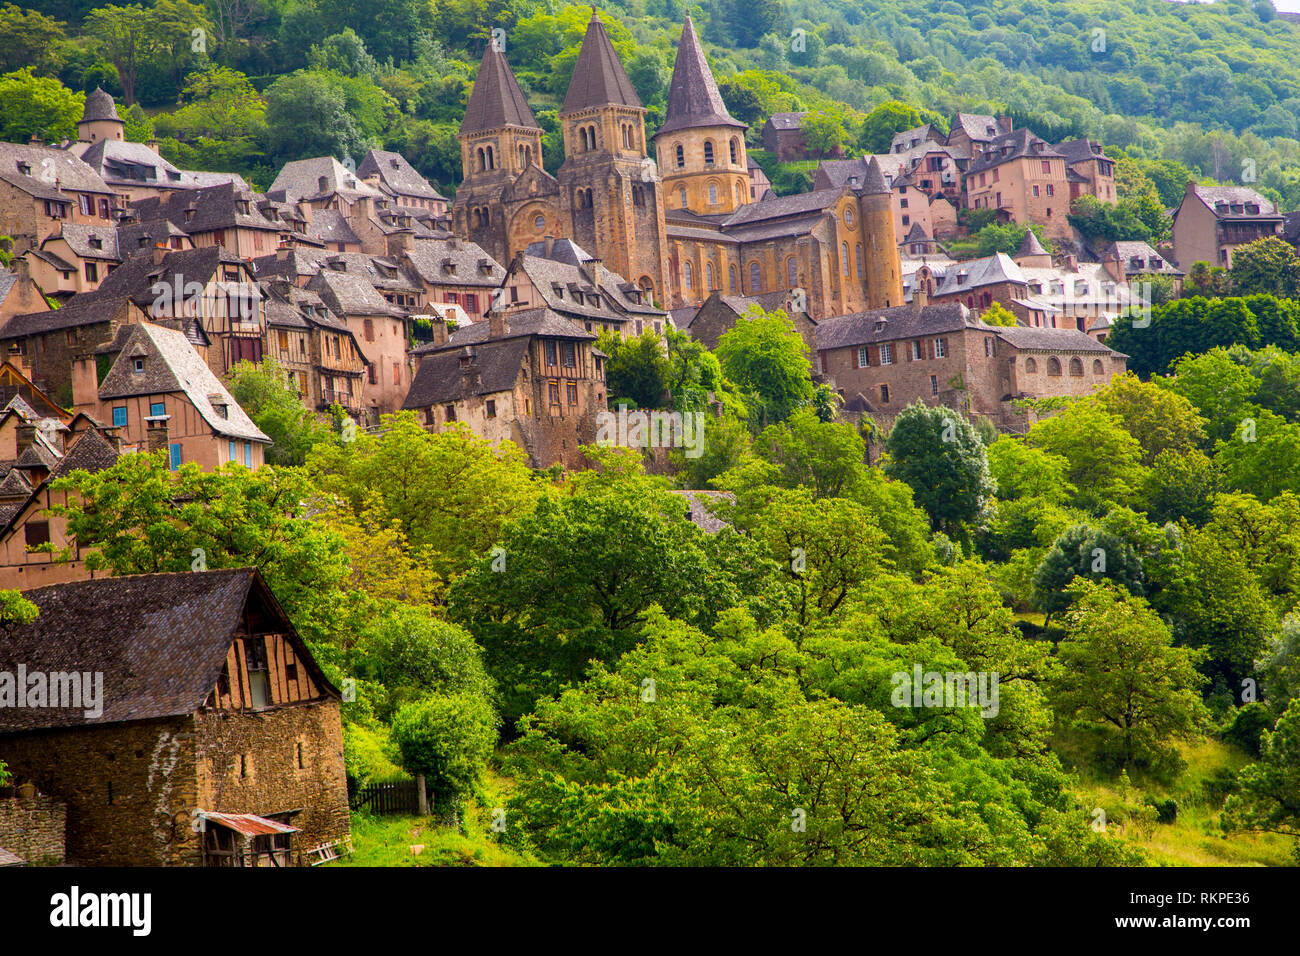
top-left (454, 13), bottom-right (670, 307)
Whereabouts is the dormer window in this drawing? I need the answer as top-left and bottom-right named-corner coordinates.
top-left (17, 161), bottom-right (31, 176)
top-left (134, 358), bottom-right (145, 373)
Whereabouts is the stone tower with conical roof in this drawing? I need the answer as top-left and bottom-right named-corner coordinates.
top-left (556, 10), bottom-right (669, 305)
top-left (78, 87), bottom-right (125, 144)
top-left (654, 14), bottom-right (749, 218)
top-left (857, 156), bottom-right (904, 309)
top-left (452, 41), bottom-right (549, 267)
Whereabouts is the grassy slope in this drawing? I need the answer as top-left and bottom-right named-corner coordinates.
top-left (1072, 739), bottom-right (1293, 867)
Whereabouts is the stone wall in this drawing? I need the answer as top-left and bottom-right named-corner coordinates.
top-left (194, 701), bottom-right (351, 855)
top-left (0, 716), bottom-right (201, 866)
top-left (0, 792), bottom-right (66, 864)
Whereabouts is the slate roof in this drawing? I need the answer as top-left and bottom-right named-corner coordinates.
top-left (0, 142), bottom-right (114, 201)
top-left (97, 323), bottom-right (270, 443)
top-left (966, 128), bottom-right (1063, 174)
top-left (949, 112), bottom-right (1005, 142)
top-left (460, 43), bottom-right (540, 135)
top-left (1055, 138), bottom-right (1109, 166)
top-left (404, 336), bottom-right (531, 407)
top-left (1016, 230), bottom-right (1050, 258)
top-left (46, 222), bottom-right (119, 260)
top-left (562, 11), bottom-right (641, 114)
top-left (658, 14), bottom-right (745, 136)
top-left (131, 182), bottom-right (281, 236)
top-left (0, 569), bottom-right (332, 734)
top-left (994, 325), bottom-right (1119, 354)
top-left (411, 307), bottom-right (593, 357)
top-left (267, 157), bottom-right (384, 204)
top-left (668, 490), bottom-right (734, 533)
top-left (1188, 184), bottom-right (1279, 218)
top-left (766, 112), bottom-right (805, 131)
top-left (401, 239), bottom-right (505, 288)
top-left (308, 270), bottom-right (403, 318)
top-left (76, 139), bottom-right (187, 190)
top-left (308, 208), bottom-right (360, 246)
top-left (931, 253), bottom-right (1026, 297)
top-left (357, 149), bottom-right (446, 201)
top-left (518, 241), bottom-right (664, 319)
top-left (82, 87), bottom-right (122, 123)
top-left (816, 302), bottom-right (981, 350)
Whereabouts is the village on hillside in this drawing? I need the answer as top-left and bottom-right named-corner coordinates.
top-left (0, 5), bottom-right (1297, 877)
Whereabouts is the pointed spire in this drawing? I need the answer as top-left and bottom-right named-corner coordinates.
top-left (460, 42), bottom-right (539, 136)
top-left (659, 13), bottom-right (746, 136)
top-left (1017, 228), bottom-right (1049, 258)
top-left (860, 156), bottom-right (890, 195)
top-left (561, 10), bottom-right (641, 114)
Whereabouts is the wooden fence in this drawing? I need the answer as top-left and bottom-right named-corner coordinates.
top-left (349, 778), bottom-right (422, 816)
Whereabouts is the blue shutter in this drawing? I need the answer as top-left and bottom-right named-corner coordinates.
top-left (150, 401), bottom-right (166, 417)
top-left (244, 442), bottom-right (251, 467)
top-left (169, 443), bottom-right (181, 471)
top-left (112, 406), bottom-right (127, 427)
top-left (229, 440), bottom-right (236, 461)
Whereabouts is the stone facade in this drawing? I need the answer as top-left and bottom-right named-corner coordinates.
top-left (0, 792), bottom-right (66, 864)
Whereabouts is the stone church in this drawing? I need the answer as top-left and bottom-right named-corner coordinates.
top-left (454, 12), bottom-right (670, 310)
top-left (452, 11), bottom-right (904, 322)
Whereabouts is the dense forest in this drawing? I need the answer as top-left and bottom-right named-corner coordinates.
top-left (6, 0), bottom-right (1300, 211)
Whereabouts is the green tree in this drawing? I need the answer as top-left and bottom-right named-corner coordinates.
top-left (1032, 524), bottom-right (1145, 623)
top-left (0, 69), bottom-right (82, 142)
top-left (883, 402), bottom-right (995, 535)
top-left (1052, 580), bottom-right (1208, 768)
top-left (263, 70), bottom-right (369, 163)
top-left (392, 692), bottom-right (497, 816)
top-left (1094, 372), bottom-right (1207, 466)
top-left (799, 107), bottom-right (847, 157)
top-left (1024, 402), bottom-right (1149, 513)
top-left (714, 306), bottom-right (814, 425)
top-left (1229, 236), bottom-right (1300, 298)
top-left (598, 328), bottom-right (669, 408)
top-left (1223, 699), bottom-right (1300, 851)
top-left (0, 4), bottom-right (67, 75)
top-left (858, 100), bottom-right (923, 154)
top-left (226, 358), bottom-right (338, 466)
top-left (980, 302), bottom-right (1018, 327)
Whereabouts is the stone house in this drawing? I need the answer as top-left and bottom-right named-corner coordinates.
top-left (1100, 239), bottom-right (1184, 293)
top-left (27, 222), bottom-right (121, 301)
top-left (1171, 182), bottom-right (1284, 268)
top-left (504, 238), bottom-right (668, 338)
top-left (396, 235), bottom-right (507, 319)
top-left (0, 264), bottom-right (48, 327)
top-left (0, 421), bottom-right (119, 591)
top-left (131, 182), bottom-right (284, 260)
top-left (260, 281), bottom-right (369, 421)
top-left (963, 129), bottom-right (1072, 241)
top-left (0, 790), bottom-right (66, 865)
top-left (1055, 138), bottom-right (1118, 204)
top-left (404, 307), bottom-right (605, 469)
top-left (680, 289), bottom-right (817, 354)
top-left (0, 568), bottom-right (351, 866)
top-left (357, 148), bottom-right (449, 217)
top-left (815, 298), bottom-right (1125, 429)
top-left (761, 113), bottom-right (810, 161)
top-left (71, 321), bottom-right (270, 470)
top-left (0, 141), bottom-right (116, 255)
top-left (944, 113), bottom-right (1012, 160)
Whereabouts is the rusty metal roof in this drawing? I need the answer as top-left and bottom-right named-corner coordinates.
top-left (201, 812), bottom-right (299, 838)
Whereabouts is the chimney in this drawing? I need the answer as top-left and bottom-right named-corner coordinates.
top-left (912, 280), bottom-right (929, 313)
top-left (448, 237), bottom-right (460, 251)
top-left (998, 115), bottom-right (1013, 132)
top-left (153, 241), bottom-right (168, 266)
top-left (276, 242), bottom-right (291, 261)
top-left (488, 309), bottom-right (508, 339)
top-left (146, 417), bottom-right (170, 455)
top-left (147, 138), bottom-right (160, 154)
top-left (28, 134), bottom-right (43, 148)
top-left (430, 317), bottom-right (449, 346)
top-left (459, 346), bottom-right (480, 389)
top-left (543, 235), bottom-right (555, 257)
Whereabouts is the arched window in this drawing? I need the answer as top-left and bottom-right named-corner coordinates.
top-left (706, 261), bottom-right (715, 290)
top-left (1092, 358), bottom-right (1104, 374)
top-left (486, 145), bottom-right (495, 170)
top-left (675, 144), bottom-right (685, 168)
top-left (1069, 356), bottom-right (1084, 376)
top-left (1025, 357), bottom-right (1038, 373)
top-left (1047, 356), bottom-right (1062, 376)
top-left (730, 137), bottom-right (739, 164)
top-left (476, 147), bottom-right (485, 171)
top-left (841, 242), bottom-right (850, 277)
top-left (855, 244), bottom-right (864, 279)
top-left (684, 260), bottom-right (693, 290)
top-left (749, 262), bottom-right (762, 293)
top-left (786, 258), bottom-right (798, 287)
top-left (729, 265), bottom-right (738, 293)
top-left (735, 181), bottom-right (743, 203)
top-left (678, 185), bottom-right (687, 208)
top-left (704, 140), bottom-right (714, 165)
top-left (588, 125), bottom-right (597, 150)
top-left (708, 183), bottom-right (718, 204)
